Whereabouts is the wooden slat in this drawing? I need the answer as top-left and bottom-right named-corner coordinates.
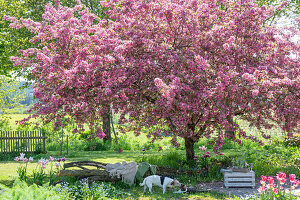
top-left (43, 131), bottom-right (46, 153)
top-left (0, 131), bottom-right (2, 152)
top-left (225, 183), bottom-right (255, 187)
top-left (32, 131), bottom-right (35, 152)
top-left (225, 178), bottom-right (254, 182)
top-left (16, 131), bottom-right (19, 152)
top-left (0, 130), bottom-right (45, 153)
top-left (12, 131), bottom-right (14, 152)
top-left (224, 172), bottom-right (254, 177)
top-left (5, 131), bottom-right (7, 152)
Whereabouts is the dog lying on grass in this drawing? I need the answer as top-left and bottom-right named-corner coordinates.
top-left (140, 175), bottom-right (181, 194)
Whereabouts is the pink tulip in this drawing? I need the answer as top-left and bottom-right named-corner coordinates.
top-left (258, 186), bottom-right (266, 193)
top-left (277, 172), bottom-right (286, 181)
top-left (293, 179), bottom-right (300, 187)
top-left (268, 176), bottom-right (274, 184)
top-left (260, 176), bottom-right (267, 184)
top-left (289, 174), bottom-right (296, 183)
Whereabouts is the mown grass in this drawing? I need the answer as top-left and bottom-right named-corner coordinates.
top-left (0, 150), bottom-right (236, 200)
top-left (0, 114), bottom-right (297, 200)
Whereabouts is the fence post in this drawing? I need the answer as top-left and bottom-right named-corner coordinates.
top-left (66, 135), bottom-right (68, 155)
top-left (43, 130), bottom-right (46, 153)
top-left (0, 131), bottom-right (2, 153)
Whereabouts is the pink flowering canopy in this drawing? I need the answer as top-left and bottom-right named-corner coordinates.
top-left (6, 0), bottom-right (299, 160)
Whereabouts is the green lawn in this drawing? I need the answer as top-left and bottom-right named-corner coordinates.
top-left (0, 150), bottom-right (141, 185)
top-left (0, 150), bottom-right (235, 200)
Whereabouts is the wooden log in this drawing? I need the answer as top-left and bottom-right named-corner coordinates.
top-left (64, 161), bottom-right (107, 169)
top-left (60, 161), bottom-right (203, 181)
top-left (58, 169), bottom-right (108, 177)
top-left (57, 169), bottom-right (122, 183)
top-left (84, 175), bottom-right (121, 183)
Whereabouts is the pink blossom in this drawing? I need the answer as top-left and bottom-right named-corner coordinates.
top-left (252, 89), bottom-right (259, 97)
top-left (285, 189), bottom-right (290, 193)
top-left (223, 43), bottom-right (230, 51)
top-left (279, 178), bottom-right (286, 185)
top-left (23, 157), bottom-right (28, 162)
top-left (282, 77), bottom-right (292, 85)
top-left (273, 188), bottom-right (278, 194)
top-left (277, 172), bottom-right (286, 181)
top-left (242, 73), bottom-right (255, 82)
top-left (154, 78), bottom-right (164, 88)
top-left (14, 157), bottom-right (20, 161)
top-left (29, 157), bottom-right (33, 162)
top-left (277, 1), bottom-right (288, 11)
top-left (5, 0), bottom-right (299, 163)
top-left (267, 183), bottom-right (275, 189)
top-left (19, 153), bottom-right (25, 161)
top-left (118, 148), bottom-right (123, 154)
top-left (293, 179), bottom-right (300, 187)
top-left (261, 175), bottom-right (267, 184)
top-left (268, 176), bottom-right (274, 185)
top-left (49, 156), bottom-right (54, 161)
top-left (258, 186), bottom-right (266, 193)
top-left (289, 174), bottom-right (297, 182)
top-left (199, 146), bottom-right (207, 151)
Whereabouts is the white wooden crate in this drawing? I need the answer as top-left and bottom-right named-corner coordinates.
top-left (224, 171), bottom-right (255, 188)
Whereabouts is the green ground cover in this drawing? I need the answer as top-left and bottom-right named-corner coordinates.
top-left (0, 114), bottom-right (299, 199)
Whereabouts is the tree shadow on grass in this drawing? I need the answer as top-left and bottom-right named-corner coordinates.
top-left (115, 183), bottom-right (230, 200)
top-left (0, 179), bottom-right (14, 188)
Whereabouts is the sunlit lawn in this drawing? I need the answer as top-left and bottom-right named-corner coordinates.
top-left (0, 150), bottom-right (236, 200)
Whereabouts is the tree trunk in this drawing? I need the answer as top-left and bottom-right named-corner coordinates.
top-left (185, 137), bottom-right (195, 161)
top-left (102, 105), bottom-right (111, 142)
top-left (60, 129), bottom-right (64, 156)
top-left (226, 116), bottom-right (234, 139)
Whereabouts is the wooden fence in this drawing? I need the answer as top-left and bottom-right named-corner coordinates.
top-left (0, 130), bottom-right (46, 153)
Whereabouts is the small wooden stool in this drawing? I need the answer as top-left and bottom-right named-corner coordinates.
top-left (224, 171), bottom-right (255, 189)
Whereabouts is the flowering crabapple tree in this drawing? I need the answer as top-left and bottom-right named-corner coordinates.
top-left (6, 0), bottom-right (300, 161)
top-left (4, 0), bottom-right (127, 137)
top-left (100, 0), bottom-right (299, 160)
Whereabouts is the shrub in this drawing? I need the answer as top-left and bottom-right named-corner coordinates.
top-left (135, 149), bottom-right (186, 169)
top-left (284, 134), bottom-right (300, 147)
top-left (0, 179), bottom-right (68, 200)
top-left (53, 179), bottom-right (131, 199)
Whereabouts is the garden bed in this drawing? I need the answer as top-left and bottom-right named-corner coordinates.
top-left (197, 177), bottom-right (300, 199)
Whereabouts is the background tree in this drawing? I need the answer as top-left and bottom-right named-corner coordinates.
top-left (0, 76), bottom-right (25, 130)
top-left (255, 0), bottom-right (300, 25)
top-left (1, 0), bottom-right (112, 140)
top-left (7, 0), bottom-right (299, 161)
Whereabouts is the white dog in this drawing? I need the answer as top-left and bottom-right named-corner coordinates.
top-left (140, 175), bottom-right (181, 194)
